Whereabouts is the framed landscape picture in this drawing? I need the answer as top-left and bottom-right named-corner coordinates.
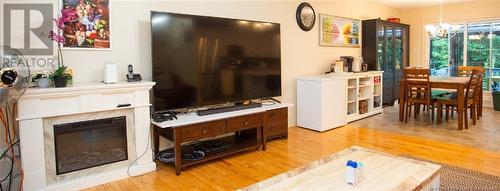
top-left (319, 14), bottom-right (360, 47)
top-left (60, 0), bottom-right (111, 50)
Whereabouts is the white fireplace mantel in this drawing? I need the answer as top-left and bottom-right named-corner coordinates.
top-left (17, 81), bottom-right (156, 191)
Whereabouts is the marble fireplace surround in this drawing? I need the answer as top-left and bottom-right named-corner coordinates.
top-left (17, 81), bottom-right (156, 191)
top-left (43, 109), bottom-right (136, 184)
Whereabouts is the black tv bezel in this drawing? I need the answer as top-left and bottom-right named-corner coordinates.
top-left (150, 11), bottom-right (282, 112)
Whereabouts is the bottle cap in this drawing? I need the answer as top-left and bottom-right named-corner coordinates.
top-left (346, 160), bottom-right (358, 168)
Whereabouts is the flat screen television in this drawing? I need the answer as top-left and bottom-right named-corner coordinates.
top-left (151, 11), bottom-right (281, 111)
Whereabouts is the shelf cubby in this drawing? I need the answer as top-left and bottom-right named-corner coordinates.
top-left (347, 102), bottom-right (357, 115)
top-left (348, 88), bottom-right (357, 102)
top-left (348, 78), bottom-right (358, 87)
top-left (359, 85), bottom-right (373, 98)
top-left (345, 73), bottom-right (383, 122)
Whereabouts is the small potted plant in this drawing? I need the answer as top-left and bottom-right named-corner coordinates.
top-left (492, 81), bottom-right (500, 111)
top-left (50, 65), bottom-right (72, 88)
top-left (32, 71), bottom-right (51, 88)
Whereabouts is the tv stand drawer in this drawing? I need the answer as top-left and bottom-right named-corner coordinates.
top-left (179, 120), bottom-right (225, 142)
top-left (266, 121), bottom-right (287, 136)
top-left (227, 113), bottom-right (263, 132)
top-left (266, 108), bottom-right (287, 121)
top-left (265, 108), bottom-right (288, 140)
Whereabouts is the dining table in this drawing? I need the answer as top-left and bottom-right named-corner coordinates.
top-left (399, 76), bottom-right (472, 130)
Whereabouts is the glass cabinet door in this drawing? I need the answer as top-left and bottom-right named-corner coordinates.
top-left (384, 25), bottom-right (394, 104)
top-left (385, 26), bottom-right (394, 76)
top-left (376, 25), bottom-right (385, 71)
top-left (394, 27), bottom-right (403, 102)
top-left (395, 27), bottom-right (403, 76)
top-left (401, 27), bottom-right (409, 69)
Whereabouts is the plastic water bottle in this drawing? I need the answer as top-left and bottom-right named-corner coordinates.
top-left (346, 160), bottom-right (363, 185)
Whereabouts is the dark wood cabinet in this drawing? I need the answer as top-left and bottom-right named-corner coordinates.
top-left (153, 107), bottom-right (288, 175)
top-left (362, 19), bottom-right (409, 106)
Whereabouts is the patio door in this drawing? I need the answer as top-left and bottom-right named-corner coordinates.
top-left (429, 20), bottom-right (500, 90)
top-left (429, 25), bottom-right (465, 77)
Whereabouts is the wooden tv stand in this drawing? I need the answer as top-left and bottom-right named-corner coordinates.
top-left (152, 103), bottom-right (290, 175)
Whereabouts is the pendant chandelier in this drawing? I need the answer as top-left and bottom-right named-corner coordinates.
top-left (425, 0), bottom-right (459, 38)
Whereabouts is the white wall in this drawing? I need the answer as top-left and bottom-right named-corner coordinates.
top-left (1, 0), bottom-right (401, 126)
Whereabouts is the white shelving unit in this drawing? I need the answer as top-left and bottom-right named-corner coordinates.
top-left (297, 71), bottom-right (383, 132)
top-left (346, 74), bottom-right (383, 123)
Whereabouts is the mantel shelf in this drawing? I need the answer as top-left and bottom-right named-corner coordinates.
top-left (21, 81), bottom-right (156, 100)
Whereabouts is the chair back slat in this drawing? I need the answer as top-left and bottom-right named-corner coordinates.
top-left (465, 69), bottom-right (483, 100)
top-left (403, 68), bottom-right (431, 103)
top-left (403, 68), bottom-right (430, 80)
top-left (458, 66), bottom-right (484, 77)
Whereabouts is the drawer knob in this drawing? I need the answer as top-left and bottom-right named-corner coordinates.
top-left (203, 130), bottom-right (207, 134)
top-left (244, 121), bottom-right (249, 125)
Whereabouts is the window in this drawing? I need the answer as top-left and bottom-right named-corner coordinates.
top-left (450, 25), bottom-right (465, 74)
top-left (429, 25), bottom-right (464, 77)
top-left (491, 23), bottom-right (500, 82)
top-left (428, 21), bottom-right (500, 91)
top-left (467, 23), bottom-right (490, 88)
top-left (430, 36), bottom-right (449, 76)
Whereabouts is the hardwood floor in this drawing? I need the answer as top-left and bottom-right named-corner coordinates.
top-left (351, 106), bottom-right (500, 152)
top-left (85, 120), bottom-right (500, 191)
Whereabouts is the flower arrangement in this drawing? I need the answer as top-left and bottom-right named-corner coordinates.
top-left (48, 8), bottom-right (76, 87)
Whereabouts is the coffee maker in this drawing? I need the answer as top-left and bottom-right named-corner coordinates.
top-left (340, 56), bottom-right (354, 72)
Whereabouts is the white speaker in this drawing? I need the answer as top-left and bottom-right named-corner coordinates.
top-left (104, 63), bottom-right (118, 84)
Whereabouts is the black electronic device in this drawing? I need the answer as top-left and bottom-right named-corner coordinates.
top-left (156, 149), bottom-right (205, 162)
top-left (152, 111), bottom-right (178, 123)
top-left (126, 65), bottom-right (142, 82)
top-left (156, 150), bottom-right (175, 163)
top-left (183, 150), bottom-right (205, 161)
top-left (151, 11), bottom-right (282, 112)
top-left (196, 102), bottom-right (262, 116)
top-left (193, 139), bottom-right (232, 155)
top-left (341, 56), bottom-right (354, 72)
top-left (0, 68), bottom-right (18, 87)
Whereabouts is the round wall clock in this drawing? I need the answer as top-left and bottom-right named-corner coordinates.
top-left (296, 2), bottom-right (316, 31)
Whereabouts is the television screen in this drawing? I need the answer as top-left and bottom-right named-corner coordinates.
top-left (151, 11), bottom-right (281, 111)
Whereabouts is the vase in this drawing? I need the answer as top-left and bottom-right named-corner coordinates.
top-left (53, 76), bottom-right (68, 88)
top-left (37, 78), bottom-right (51, 88)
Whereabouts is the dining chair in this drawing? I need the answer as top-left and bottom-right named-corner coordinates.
top-left (435, 69), bottom-right (483, 129)
top-left (457, 66), bottom-right (484, 119)
top-left (403, 68), bottom-right (434, 123)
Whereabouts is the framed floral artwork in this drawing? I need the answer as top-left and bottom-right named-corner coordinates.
top-left (319, 14), bottom-right (360, 47)
top-left (59, 0), bottom-right (111, 50)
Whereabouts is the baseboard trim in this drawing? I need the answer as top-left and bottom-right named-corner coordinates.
top-left (43, 162), bottom-right (156, 191)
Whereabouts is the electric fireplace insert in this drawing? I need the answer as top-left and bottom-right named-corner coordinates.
top-left (53, 116), bottom-right (128, 175)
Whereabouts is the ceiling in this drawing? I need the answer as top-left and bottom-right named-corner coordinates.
top-left (375, 0), bottom-right (478, 9)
